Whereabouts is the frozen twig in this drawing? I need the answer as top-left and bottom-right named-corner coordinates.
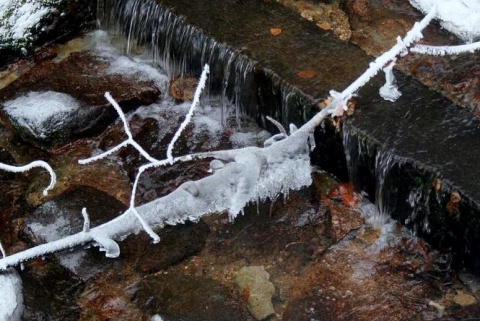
top-left (82, 208), bottom-right (90, 233)
top-left (79, 65), bottom-right (210, 243)
top-left (0, 160), bottom-right (56, 196)
top-left (411, 41), bottom-right (480, 55)
top-left (79, 92), bottom-right (160, 165)
top-left (266, 116), bottom-right (287, 136)
top-left (167, 64), bottom-right (210, 163)
top-left (0, 240), bottom-right (5, 258)
top-left (300, 5), bottom-right (437, 134)
top-left (0, 6), bottom-right (457, 271)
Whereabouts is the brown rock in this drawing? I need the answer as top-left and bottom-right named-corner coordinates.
top-left (169, 76), bottom-right (198, 102)
top-left (345, 0), bottom-right (371, 23)
top-left (324, 198), bottom-right (364, 243)
top-left (0, 51), bottom-right (161, 149)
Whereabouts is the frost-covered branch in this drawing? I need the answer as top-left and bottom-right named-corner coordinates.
top-left (411, 41), bottom-right (480, 55)
top-left (167, 65), bottom-right (210, 163)
top-left (0, 4), bottom-right (471, 271)
top-left (0, 160), bottom-right (56, 196)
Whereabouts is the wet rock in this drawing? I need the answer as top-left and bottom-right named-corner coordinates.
top-left (278, 0), bottom-right (351, 41)
top-left (133, 273), bottom-right (248, 321)
top-left (120, 220), bottom-right (210, 274)
top-left (78, 269), bottom-right (145, 321)
top-left (0, 148), bottom-right (23, 248)
top-left (284, 225), bottom-right (445, 321)
top-left (23, 186), bottom-right (127, 280)
top-left (235, 266), bottom-right (276, 320)
top-left (283, 292), bottom-right (335, 321)
top-left (344, 0), bottom-right (371, 23)
top-left (169, 76), bottom-right (198, 102)
top-left (22, 260), bottom-right (84, 321)
top-left (0, 52), bottom-right (160, 150)
top-left (324, 198), bottom-right (363, 243)
top-left (0, 147), bottom-right (16, 181)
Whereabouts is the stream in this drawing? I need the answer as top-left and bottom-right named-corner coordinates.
top-left (0, 0), bottom-right (480, 320)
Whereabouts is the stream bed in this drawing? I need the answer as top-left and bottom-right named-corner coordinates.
top-left (0, 1), bottom-right (480, 320)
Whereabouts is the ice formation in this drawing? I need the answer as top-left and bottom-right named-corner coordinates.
top-left (379, 63), bottom-right (402, 102)
top-left (409, 0), bottom-right (480, 42)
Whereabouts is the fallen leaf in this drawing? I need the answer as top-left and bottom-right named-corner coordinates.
top-left (297, 69), bottom-right (316, 79)
top-left (328, 183), bottom-right (361, 208)
top-left (270, 28), bottom-right (282, 36)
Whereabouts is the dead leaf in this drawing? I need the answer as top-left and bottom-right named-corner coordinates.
top-left (328, 183), bottom-right (361, 208)
top-left (297, 69), bottom-right (316, 79)
top-left (270, 28), bottom-right (282, 36)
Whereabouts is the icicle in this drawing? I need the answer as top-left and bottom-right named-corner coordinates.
top-left (379, 62), bottom-right (402, 102)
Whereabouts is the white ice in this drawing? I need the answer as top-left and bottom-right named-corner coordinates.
top-left (409, 0), bottom-right (480, 42)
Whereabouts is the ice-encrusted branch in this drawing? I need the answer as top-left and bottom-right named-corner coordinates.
top-left (0, 6), bottom-right (462, 270)
top-left (82, 208), bottom-right (90, 233)
top-left (167, 65), bottom-right (210, 164)
top-left (0, 160), bottom-right (56, 196)
top-left (411, 41), bottom-right (480, 56)
top-left (302, 5), bottom-right (437, 133)
top-left (79, 92), bottom-right (160, 165)
top-left (79, 65), bottom-right (211, 243)
top-left (0, 240), bottom-right (5, 258)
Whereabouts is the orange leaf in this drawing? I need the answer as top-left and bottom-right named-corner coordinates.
top-left (327, 183), bottom-right (361, 208)
top-left (270, 28), bottom-right (282, 36)
top-left (297, 69), bottom-right (316, 79)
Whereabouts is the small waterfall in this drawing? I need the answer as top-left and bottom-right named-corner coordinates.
top-left (373, 149), bottom-right (396, 228)
top-left (97, 0), bottom-right (308, 129)
top-left (98, 0), bottom-right (254, 124)
top-left (343, 124), bottom-right (445, 235)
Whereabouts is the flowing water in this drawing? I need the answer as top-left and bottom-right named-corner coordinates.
top-left (2, 0), bottom-right (480, 319)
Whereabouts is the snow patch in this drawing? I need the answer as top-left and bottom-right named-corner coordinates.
top-left (0, 0), bottom-right (60, 48)
top-left (3, 91), bottom-right (81, 139)
top-left (409, 0), bottom-right (480, 42)
top-left (0, 269), bottom-right (24, 321)
top-left (106, 56), bottom-right (169, 91)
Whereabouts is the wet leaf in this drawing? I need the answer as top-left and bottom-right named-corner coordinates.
top-left (327, 183), bottom-right (361, 208)
top-left (270, 28), bottom-right (282, 36)
top-left (296, 69), bottom-right (316, 79)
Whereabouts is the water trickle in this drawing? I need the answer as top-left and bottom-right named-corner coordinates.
top-left (343, 125), bottom-right (397, 229)
top-left (373, 149), bottom-right (396, 228)
top-left (343, 124), bottom-right (439, 235)
top-left (99, 0), bottom-right (259, 126)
